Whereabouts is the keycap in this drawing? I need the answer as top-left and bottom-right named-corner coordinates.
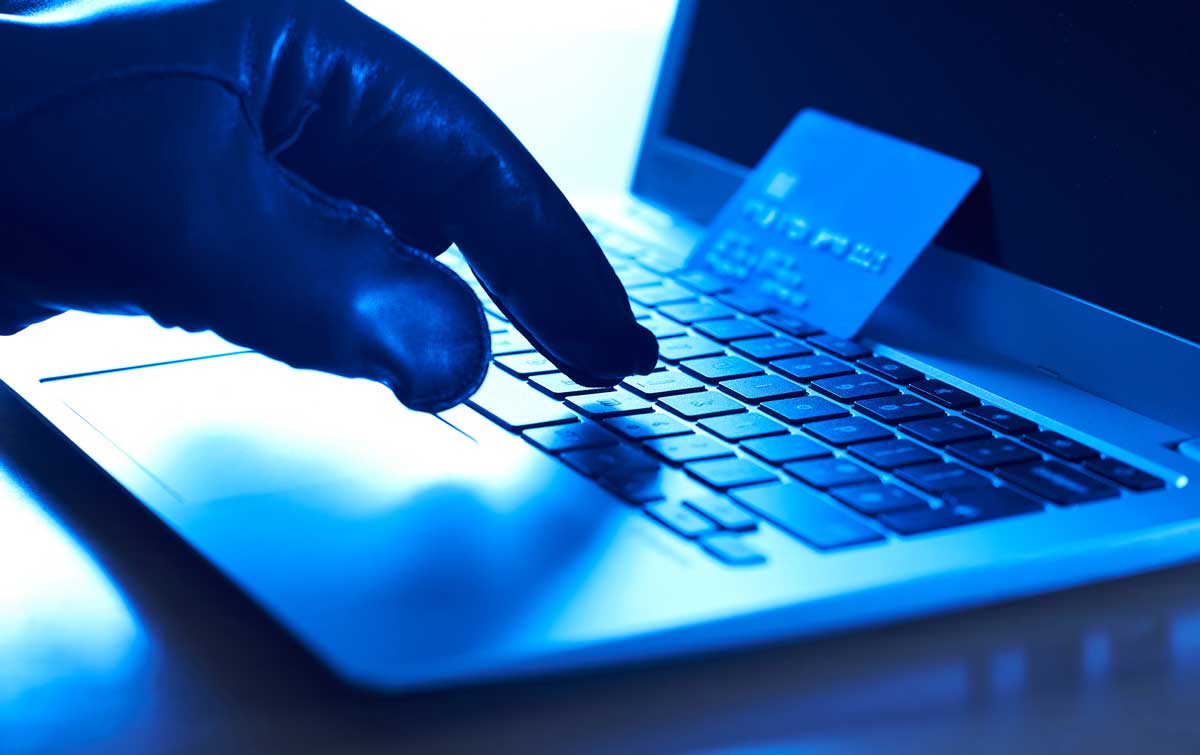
top-left (854, 396), bottom-right (944, 425)
top-left (566, 388), bottom-right (654, 418)
top-left (810, 374), bottom-right (899, 402)
top-left (773, 355), bottom-right (855, 382)
top-left (658, 334), bottom-right (725, 362)
top-left (639, 315), bottom-right (688, 340)
top-left (529, 372), bottom-right (610, 399)
top-left (742, 434), bottom-right (832, 465)
top-left (687, 457), bottom-right (779, 489)
top-left (760, 312), bottom-right (823, 337)
top-left (523, 421), bottom-right (618, 453)
top-left (808, 335), bottom-right (869, 360)
top-left (693, 318), bottom-right (773, 342)
top-left (646, 500), bottom-right (717, 539)
top-left (615, 266), bottom-right (662, 288)
top-left (947, 438), bottom-right (1039, 469)
top-left (601, 470), bottom-right (668, 504)
top-left (717, 289), bottom-right (776, 315)
top-left (719, 374), bottom-right (806, 403)
top-left (895, 462), bottom-right (991, 494)
top-left (658, 300), bottom-right (737, 324)
top-left (730, 335), bottom-right (812, 361)
top-left (732, 483), bottom-right (885, 550)
top-left (628, 282), bottom-right (696, 307)
top-left (561, 444), bottom-right (660, 479)
top-left (675, 269), bottom-right (732, 295)
top-left (485, 312), bottom-right (509, 333)
top-left (784, 458), bottom-right (877, 489)
top-left (1083, 458), bottom-right (1165, 491)
top-left (645, 434), bottom-right (735, 464)
top-left (1023, 430), bottom-right (1099, 462)
top-left (629, 302), bottom-right (654, 319)
top-left (963, 405), bottom-right (1038, 435)
top-left (603, 411), bottom-right (692, 440)
top-left (878, 487), bottom-right (1042, 535)
top-left (468, 369), bottom-right (578, 430)
top-left (901, 417), bottom-right (991, 446)
top-left (832, 483), bottom-right (927, 516)
top-left (680, 355), bottom-right (764, 382)
top-left (495, 352), bottom-right (557, 377)
top-left (804, 417), bottom-right (894, 447)
top-left (761, 395), bottom-right (849, 424)
top-left (597, 230), bottom-right (644, 257)
top-left (491, 332), bottom-right (534, 356)
top-left (622, 371), bottom-right (706, 398)
top-left (684, 495), bottom-right (758, 531)
top-left (909, 379), bottom-right (981, 409)
top-left (701, 533), bottom-right (766, 565)
top-left (699, 413), bottom-right (788, 442)
top-left (659, 390), bottom-right (747, 420)
top-left (858, 356), bottom-right (924, 384)
top-left (997, 461), bottom-right (1120, 504)
top-left (848, 439), bottom-right (941, 469)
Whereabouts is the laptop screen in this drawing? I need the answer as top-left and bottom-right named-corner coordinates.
top-left (641, 1), bottom-right (1200, 347)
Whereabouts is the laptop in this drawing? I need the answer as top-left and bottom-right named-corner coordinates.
top-left (3, 1), bottom-right (1199, 691)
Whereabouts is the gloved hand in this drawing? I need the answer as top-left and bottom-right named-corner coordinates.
top-left (0, 0), bottom-right (657, 411)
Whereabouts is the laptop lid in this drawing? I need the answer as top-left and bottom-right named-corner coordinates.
top-left (633, 1), bottom-right (1200, 354)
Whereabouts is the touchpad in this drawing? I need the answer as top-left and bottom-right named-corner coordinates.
top-left (46, 352), bottom-right (480, 504)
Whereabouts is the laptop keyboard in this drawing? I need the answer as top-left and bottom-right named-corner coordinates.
top-left (442, 219), bottom-right (1166, 566)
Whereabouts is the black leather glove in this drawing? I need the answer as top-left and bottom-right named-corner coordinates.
top-left (0, 0), bottom-right (657, 411)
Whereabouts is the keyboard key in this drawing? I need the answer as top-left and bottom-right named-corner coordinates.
top-left (909, 379), bottom-right (981, 409)
top-left (645, 434), bottom-right (735, 464)
top-left (719, 374), bottom-right (806, 403)
top-left (485, 312), bottom-right (509, 333)
top-left (998, 461), bottom-right (1121, 504)
top-left (810, 374), bottom-right (899, 402)
top-left (614, 266), bottom-right (662, 288)
top-left (529, 372), bottom-right (610, 399)
top-left (693, 318), bottom-right (773, 342)
top-left (658, 300), bottom-right (737, 324)
top-left (732, 483), bottom-right (885, 550)
top-left (495, 352), bottom-right (557, 377)
top-left (879, 487), bottom-right (1042, 535)
top-left (700, 533), bottom-right (766, 565)
top-left (858, 356), bottom-right (924, 384)
top-left (717, 289), bottom-right (776, 315)
top-left (760, 312), bottom-right (823, 337)
top-left (853, 396), bottom-right (943, 425)
top-left (947, 438), bottom-right (1039, 469)
top-left (675, 269), bottom-right (732, 295)
top-left (646, 500), bottom-right (717, 538)
top-left (684, 495), bottom-right (758, 531)
top-left (1023, 430), bottom-right (1100, 462)
top-left (849, 439), bottom-right (941, 469)
top-left (639, 315), bottom-right (688, 340)
top-left (1083, 458), bottom-right (1165, 491)
top-left (523, 421), bottom-right (618, 453)
top-left (680, 355), bottom-right (764, 382)
top-left (629, 302), bottom-right (654, 319)
top-left (895, 462), bottom-right (990, 494)
top-left (804, 417), bottom-right (894, 447)
top-left (686, 457), bottom-right (779, 490)
top-left (468, 369), bottom-right (578, 430)
top-left (490, 331), bottom-right (534, 355)
top-left (658, 334), bottom-right (725, 362)
top-left (964, 405), bottom-right (1038, 435)
top-left (628, 282), bottom-right (696, 307)
top-left (742, 434), bottom-right (832, 465)
top-left (699, 413), bottom-right (788, 442)
top-left (773, 355), bottom-right (855, 383)
top-left (808, 335), bottom-right (869, 360)
top-left (566, 388), bottom-right (654, 418)
top-left (622, 371), bottom-right (705, 399)
top-left (784, 458), bottom-right (877, 489)
top-left (602, 470), bottom-right (668, 504)
top-left (901, 416), bottom-right (990, 446)
top-left (603, 411), bottom-right (693, 440)
top-left (832, 483), bottom-right (927, 516)
top-left (761, 395), bottom-right (849, 424)
top-left (730, 335), bottom-right (812, 361)
top-left (659, 390), bottom-right (747, 420)
top-left (562, 444), bottom-right (660, 479)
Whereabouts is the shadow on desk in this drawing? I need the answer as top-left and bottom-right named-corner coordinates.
top-left (3, 387), bottom-right (1199, 755)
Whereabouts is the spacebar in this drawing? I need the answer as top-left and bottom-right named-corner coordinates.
top-left (467, 367), bottom-right (578, 431)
